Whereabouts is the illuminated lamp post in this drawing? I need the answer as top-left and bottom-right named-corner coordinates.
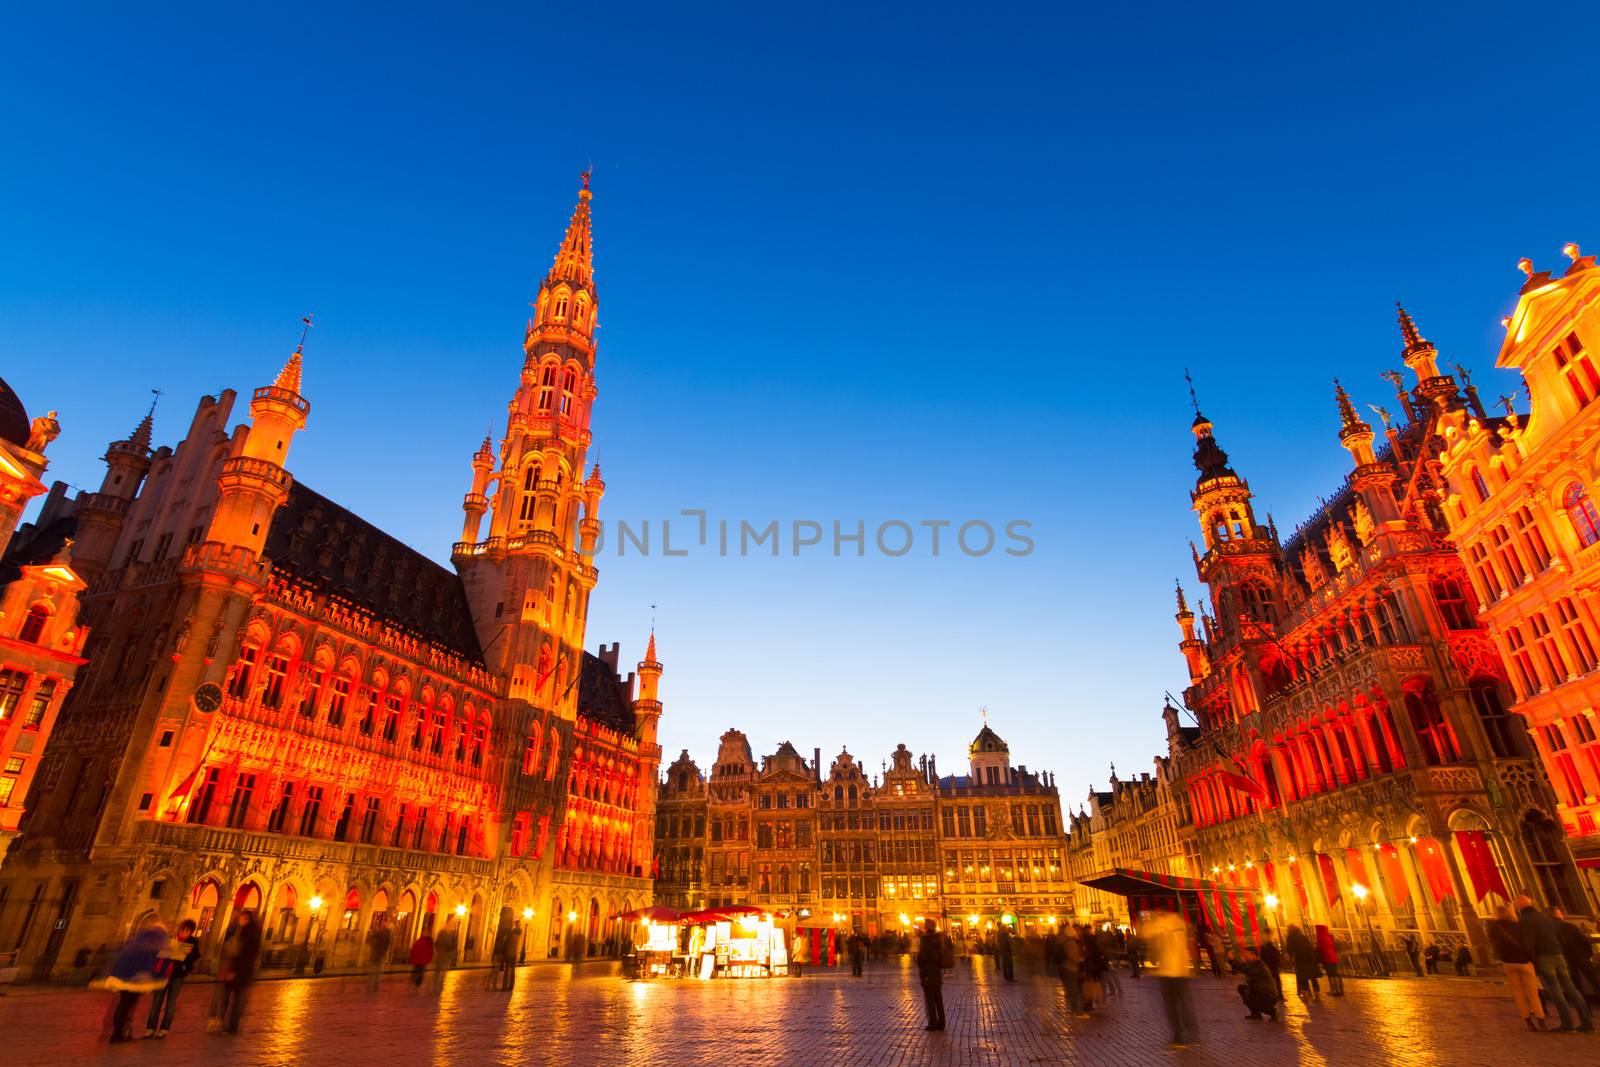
top-left (295, 895), bottom-right (324, 976)
top-left (520, 907), bottom-right (534, 964)
top-left (1350, 883), bottom-right (1387, 977)
top-left (1262, 893), bottom-right (1282, 944)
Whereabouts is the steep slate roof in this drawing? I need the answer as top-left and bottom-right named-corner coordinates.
top-left (263, 481), bottom-right (484, 662)
top-left (0, 513), bottom-right (76, 585)
top-left (577, 650), bottom-right (634, 734)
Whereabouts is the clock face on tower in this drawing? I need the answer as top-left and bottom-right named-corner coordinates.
top-left (194, 682), bottom-right (223, 713)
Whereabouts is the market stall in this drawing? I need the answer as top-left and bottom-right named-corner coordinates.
top-left (1079, 867), bottom-right (1262, 955)
top-left (680, 906), bottom-right (789, 978)
top-left (620, 906), bottom-right (682, 977)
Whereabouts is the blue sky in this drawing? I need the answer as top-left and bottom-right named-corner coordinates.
top-left (4, 4), bottom-right (1597, 805)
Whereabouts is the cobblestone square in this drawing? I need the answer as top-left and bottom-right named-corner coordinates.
top-left (2, 957), bottom-right (1595, 1067)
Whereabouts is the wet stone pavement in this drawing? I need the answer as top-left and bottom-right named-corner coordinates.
top-left (1, 956), bottom-right (1594, 1067)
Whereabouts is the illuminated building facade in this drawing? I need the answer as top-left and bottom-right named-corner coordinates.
top-left (817, 748), bottom-right (873, 929)
top-left (1064, 762), bottom-right (1190, 925)
top-left (748, 742), bottom-right (816, 914)
top-left (872, 744), bottom-right (940, 934)
top-left (703, 729), bottom-right (755, 907)
top-left (653, 750), bottom-right (706, 910)
top-left (0, 386), bottom-right (85, 863)
top-left (1434, 244), bottom-right (1600, 907)
top-left (0, 180), bottom-right (664, 977)
top-left (1169, 330), bottom-right (1582, 965)
top-left (936, 724), bottom-right (1071, 941)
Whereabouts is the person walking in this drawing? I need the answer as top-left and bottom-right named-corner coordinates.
top-left (1097, 927), bottom-right (1122, 996)
top-left (848, 932), bottom-right (865, 977)
top-left (1230, 946), bottom-right (1279, 1021)
top-left (1490, 904), bottom-right (1545, 1031)
top-left (1204, 928), bottom-right (1225, 978)
top-left (1517, 894), bottom-right (1594, 1032)
top-left (1402, 934), bottom-right (1423, 978)
top-left (1453, 943), bottom-right (1473, 976)
top-left (1284, 924), bottom-right (1321, 1001)
top-left (1143, 910), bottom-right (1196, 1046)
top-left (408, 930), bottom-right (434, 989)
top-left (791, 928), bottom-right (810, 977)
top-left (1423, 942), bottom-right (1440, 975)
top-left (1552, 908), bottom-right (1599, 998)
top-left (491, 922), bottom-right (515, 990)
top-left (214, 910), bottom-right (261, 1035)
top-left (98, 920), bottom-right (169, 1043)
top-left (144, 919), bottom-right (199, 1038)
top-left (1314, 924), bottom-right (1343, 995)
top-left (1081, 926), bottom-right (1109, 1013)
top-left (997, 923), bottom-right (1016, 982)
top-left (915, 918), bottom-right (949, 1031)
top-left (366, 917), bottom-right (393, 992)
top-left (432, 920), bottom-right (459, 994)
top-left (1059, 925), bottom-right (1086, 1016)
top-left (1258, 936), bottom-right (1285, 1003)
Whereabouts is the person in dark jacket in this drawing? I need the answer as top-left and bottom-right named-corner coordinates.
top-left (1283, 925), bottom-right (1320, 1001)
top-left (98, 922), bottom-right (169, 1043)
top-left (144, 919), bottom-right (199, 1037)
top-left (1230, 947), bottom-right (1278, 1020)
top-left (1258, 938), bottom-right (1284, 1002)
top-left (996, 923), bottom-right (1016, 982)
top-left (1552, 908), bottom-right (1598, 998)
top-left (1423, 942), bottom-right (1440, 975)
top-left (215, 910), bottom-right (262, 1036)
top-left (1402, 934), bottom-right (1423, 977)
top-left (1517, 894), bottom-right (1593, 1032)
top-left (1453, 943), bottom-right (1472, 976)
top-left (1490, 906), bottom-right (1544, 1030)
top-left (915, 918), bottom-right (947, 1031)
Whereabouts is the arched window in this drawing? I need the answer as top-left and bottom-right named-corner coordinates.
top-left (1553, 331), bottom-right (1599, 408)
top-left (560, 370), bottom-right (577, 417)
top-left (1564, 483), bottom-right (1600, 548)
top-left (1469, 467), bottom-right (1490, 503)
top-left (574, 294), bottom-right (589, 326)
top-left (1523, 810), bottom-right (1584, 912)
top-left (553, 290), bottom-right (570, 321)
top-left (1404, 689), bottom-right (1460, 765)
top-left (537, 365), bottom-right (557, 412)
top-left (519, 464), bottom-right (540, 523)
top-left (18, 605), bottom-right (48, 644)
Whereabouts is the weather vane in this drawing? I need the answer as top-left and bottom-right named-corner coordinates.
top-left (296, 313), bottom-right (315, 353)
top-left (1184, 368), bottom-right (1200, 415)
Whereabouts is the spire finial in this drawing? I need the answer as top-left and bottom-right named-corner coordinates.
top-left (1334, 378), bottom-right (1362, 429)
top-left (1175, 578), bottom-right (1190, 615)
top-left (980, 705), bottom-right (988, 724)
top-left (296, 313), bottom-right (315, 354)
top-left (1185, 367), bottom-right (1200, 416)
top-left (1396, 301), bottom-right (1425, 350)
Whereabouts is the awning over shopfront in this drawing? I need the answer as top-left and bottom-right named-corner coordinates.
top-left (1080, 868), bottom-right (1262, 951)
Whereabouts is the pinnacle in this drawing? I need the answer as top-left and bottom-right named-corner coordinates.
top-left (274, 350), bottom-right (304, 394)
top-left (1334, 378), bottom-right (1364, 430)
top-left (1396, 302), bottom-right (1430, 353)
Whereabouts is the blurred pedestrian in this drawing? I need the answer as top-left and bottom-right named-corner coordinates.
top-left (1453, 943), bottom-right (1472, 976)
top-left (1284, 924), bottom-right (1320, 1001)
top-left (367, 916), bottom-right (393, 992)
top-left (1229, 946), bottom-right (1279, 1021)
top-left (144, 918), bottom-right (199, 1038)
top-left (997, 923), bottom-right (1015, 982)
top-left (1490, 904), bottom-right (1544, 1031)
top-left (791, 928), bottom-right (810, 977)
top-left (1402, 934), bottom-right (1423, 977)
top-left (492, 921), bottom-right (515, 990)
top-left (210, 909), bottom-right (261, 1035)
top-left (96, 920), bottom-right (168, 1043)
top-left (1517, 894), bottom-right (1594, 1032)
top-left (1059, 925), bottom-right (1086, 1016)
top-left (1081, 926), bottom-right (1108, 1012)
top-left (1144, 910), bottom-right (1196, 1046)
top-left (1204, 928), bottom-right (1225, 978)
top-left (408, 930), bottom-right (434, 989)
top-left (1423, 943), bottom-right (1440, 975)
top-left (1315, 924), bottom-right (1343, 995)
top-left (1551, 908), bottom-right (1598, 998)
top-left (848, 932), bottom-right (865, 977)
top-left (432, 920), bottom-right (458, 993)
top-left (915, 918), bottom-right (949, 1031)
top-left (1098, 927), bottom-right (1122, 996)
top-left (1258, 936), bottom-right (1284, 1003)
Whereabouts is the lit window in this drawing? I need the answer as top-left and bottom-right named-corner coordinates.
top-left (1565, 483), bottom-right (1600, 548)
top-left (18, 606), bottom-right (48, 644)
top-left (1554, 331), bottom-right (1600, 408)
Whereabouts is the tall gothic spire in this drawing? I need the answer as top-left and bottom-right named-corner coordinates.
top-left (546, 170), bottom-right (594, 291)
top-left (1334, 378), bottom-right (1365, 432)
top-left (274, 350), bottom-right (304, 395)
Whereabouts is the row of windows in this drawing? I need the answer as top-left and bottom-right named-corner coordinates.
top-left (757, 790), bottom-right (813, 809)
top-left (0, 670), bottom-right (54, 729)
top-left (1501, 597), bottom-right (1600, 699)
top-left (176, 772), bottom-right (478, 857)
top-left (1539, 714), bottom-right (1600, 810)
top-left (942, 848), bottom-right (1064, 884)
top-left (228, 647), bottom-right (490, 767)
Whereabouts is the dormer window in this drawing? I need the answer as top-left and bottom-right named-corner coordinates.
top-left (18, 605), bottom-right (48, 644)
top-left (1565, 482), bottom-right (1600, 548)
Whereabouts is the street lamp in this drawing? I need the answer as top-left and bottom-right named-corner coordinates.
top-left (296, 895), bottom-right (324, 976)
top-left (520, 908), bottom-right (533, 965)
top-left (1350, 883), bottom-right (1387, 977)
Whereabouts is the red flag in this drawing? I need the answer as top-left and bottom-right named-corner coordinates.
top-left (1219, 770), bottom-right (1268, 800)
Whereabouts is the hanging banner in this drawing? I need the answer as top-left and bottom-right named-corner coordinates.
top-left (1453, 830), bottom-right (1510, 903)
top-left (1316, 853), bottom-right (1342, 909)
top-left (1378, 844), bottom-right (1411, 906)
top-left (1414, 838), bottom-right (1456, 904)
